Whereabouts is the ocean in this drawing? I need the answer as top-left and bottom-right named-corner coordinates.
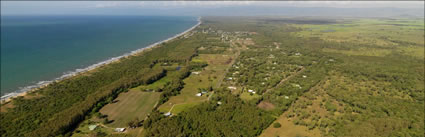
top-left (1, 15), bottom-right (198, 97)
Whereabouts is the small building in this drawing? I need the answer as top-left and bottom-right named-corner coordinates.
top-left (192, 71), bottom-right (201, 75)
top-left (284, 96), bottom-right (289, 99)
top-left (302, 75), bottom-right (307, 78)
top-left (196, 93), bottom-right (202, 96)
top-left (248, 89), bottom-right (254, 93)
top-left (164, 112), bottom-right (172, 117)
top-left (228, 86), bottom-right (237, 90)
top-left (227, 77), bottom-right (233, 80)
top-left (115, 128), bottom-right (126, 132)
top-left (217, 101), bottom-right (222, 105)
top-left (294, 84), bottom-right (302, 89)
top-left (88, 125), bottom-right (97, 131)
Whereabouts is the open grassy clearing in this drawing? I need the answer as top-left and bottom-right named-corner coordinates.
top-left (239, 92), bottom-right (261, 101)
top-left (158, 54), bottom-right (235, 114)
top-left (71, 85), bottom-right (161, 137)
top-left (100, 90), bottom-right (160, 127)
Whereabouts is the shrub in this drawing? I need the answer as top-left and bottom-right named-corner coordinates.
top-left (273, 122), bottom-right (282, 128)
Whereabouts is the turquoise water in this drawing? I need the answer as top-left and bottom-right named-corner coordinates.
top-left (1, 16), bottom-right (198, 96)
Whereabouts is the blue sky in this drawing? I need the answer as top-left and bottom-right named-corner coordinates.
top-left (1, 1), bottom-right (424, 16)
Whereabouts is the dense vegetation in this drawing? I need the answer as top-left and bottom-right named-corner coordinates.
top-left (144, 92), bottom-right (274, 137)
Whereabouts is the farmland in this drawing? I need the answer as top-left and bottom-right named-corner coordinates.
top-left (99, 91), bottom-right (160, 127)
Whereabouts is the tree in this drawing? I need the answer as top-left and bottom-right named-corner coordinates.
top-left (273, 122), bottom-right (281, 128)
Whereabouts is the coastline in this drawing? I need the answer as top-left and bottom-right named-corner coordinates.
top-left (1, 16), bottom-right (202, 103)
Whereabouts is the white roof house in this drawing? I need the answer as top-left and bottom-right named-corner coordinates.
top-left (294, 84), bottom-right (302, 89)
top-left (248, 89), bottom-right (254, 93)
top-left (192, 72), bottom-right (201, 75)
top-left (303, 75), bottom-right (307, 78)
top-left (196, 93), bottom-right (202, 96)
top-left (115, 128), bottom-right (126, 132)
top-left (164, 112), bottom-right (172, 116)
top-left (88, 125), bottom-right (97, 131)
top-left (284, 96), bottom-right (289, 99)
top-left (228, 86), bottom-right (237, 90)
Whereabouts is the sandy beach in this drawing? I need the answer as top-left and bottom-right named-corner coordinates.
top-left (1, 17), bottom-right (202, 104)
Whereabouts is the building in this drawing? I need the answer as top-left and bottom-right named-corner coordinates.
top-left (88, 125), bottom-right (97, 131)
top-left (228, 86), bottom-right (237, 90)
top-left (196, 93), bottom-right (202, 96)
top-left (164, 112), bottom-right (172, 117)
top-left (115, 128), bottom-right (126, 132)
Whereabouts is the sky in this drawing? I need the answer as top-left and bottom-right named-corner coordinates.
top-left (1, 1), bottom-right (424, 16)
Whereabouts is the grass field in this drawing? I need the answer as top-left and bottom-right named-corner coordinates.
top-left (158, 54), bottom-right (234, 114)
top-left (100, 90), bottom-right (160, 128)
top-left (239, 92), bottom-right (261, 101)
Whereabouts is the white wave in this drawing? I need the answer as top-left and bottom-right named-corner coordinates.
top-left (1, 17), bottom-right (201, 101)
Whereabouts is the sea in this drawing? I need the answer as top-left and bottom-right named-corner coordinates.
top-left (1, 15), bottom-right (198, 98)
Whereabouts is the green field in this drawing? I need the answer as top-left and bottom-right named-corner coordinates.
top-left (100, 90), bottom-right (160, 127)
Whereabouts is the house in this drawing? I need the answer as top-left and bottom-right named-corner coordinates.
top-left (227, 77), bottom-right (233, 80)
top-left (115, 128), bottom-right (126, 132)
top-left (88, 125), bottom-right (97, 131)
top-left (284, 96), bottom-right (289, 99)
top-left (295, 53), bottom-right (301, 56)
top-left (248, 89), bottom-right (254, 93)
top-left (164, 112), bottom-right (172, 117)
top-left (303, 75), bottom-right (307, 78)
top-left (294, 84), bottom-right (302, 89)
top-left (196, 93), bottom-right (202, 96)
top-left (228, 86), bottom-right (237, 90)
top-left (217, 101), bottom-right (222, 105)
top-left (192, 71), bottom-right (201, 75)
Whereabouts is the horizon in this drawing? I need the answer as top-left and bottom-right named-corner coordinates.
top-left (1, 1), bottom-right (424, 17)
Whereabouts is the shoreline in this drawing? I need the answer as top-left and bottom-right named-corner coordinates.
top-left (1, 16), bottom-right (202, 103)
